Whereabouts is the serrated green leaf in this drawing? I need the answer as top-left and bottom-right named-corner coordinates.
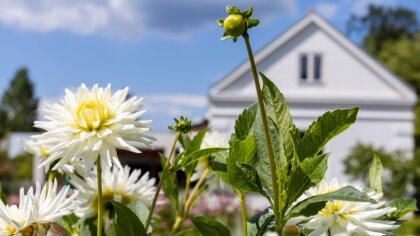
top-left (108, 200), bottom-right (147, 236)
top-left (247, 207), bottom-right (274, 236)
top-left (386, 198), bottom-right (418, 220)
top-left (191, 216), bottom-right (231, 236)
top-left (127, 200), bottom-right (151, 234)
top-left (297, 107), bottom-right (359, 161)
top-left (288, 186), bottom-right (375, 219)
top-left (231, 103), bottom-right (258, 143)
top-left (227, 136), bottom-right (261, 192)
top-left (254, 112), bottom-right (282, 194)
top-left (260, 73), bottom-right (294, 158)
top-left (369, 155), bottom-right (383, 193)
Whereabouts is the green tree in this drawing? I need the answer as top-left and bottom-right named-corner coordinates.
top-left (0, 68), bottom-right (39, 134)
top-left (347, 4), bottom-right (418, 56)
top-left (343, 143), bottom-right (415, 199)
top-left (347, 4), bottom-right (420, 212)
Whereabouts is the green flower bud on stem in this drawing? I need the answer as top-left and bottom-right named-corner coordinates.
top-left (223, 14), bottom-right (246, 37)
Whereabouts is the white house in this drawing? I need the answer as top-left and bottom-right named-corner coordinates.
top-left (208, 12), bottom-right (416, 181)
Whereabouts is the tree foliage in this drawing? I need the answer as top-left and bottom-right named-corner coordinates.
top-left (347, 4), bottom-right (419, 56)
top-left (0, 68), bottom-right (39, 139)
top-left (343, 143), bottom-right (415, 199)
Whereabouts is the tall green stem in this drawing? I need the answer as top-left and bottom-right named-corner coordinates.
top-left (238, 191), bottom-right (248, 236)
top-left (97, 160), bottom-right (103, 236)
top-left (243, 35), bottom-right (281, 234)
top-left (145, 132), bottom-right (181, 232)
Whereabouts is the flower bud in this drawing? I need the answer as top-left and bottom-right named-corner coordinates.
top-left (223, 14), bottom-right (246, 37)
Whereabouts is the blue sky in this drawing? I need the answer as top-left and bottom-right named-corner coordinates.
top-left (0, 0), bottom-right (419, 130)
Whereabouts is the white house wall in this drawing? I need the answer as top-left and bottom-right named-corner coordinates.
top-left (214, 23), bottom-right (403, 102)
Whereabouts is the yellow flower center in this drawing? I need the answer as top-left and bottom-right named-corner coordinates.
top-left (76, 99), bottom-right (108, 131)
top-left (320, 201), bottom-right (346, 217)
top-left (6, 225), bottom-right (16, 236)
top-left (39, 146), bottom-right (49, 158)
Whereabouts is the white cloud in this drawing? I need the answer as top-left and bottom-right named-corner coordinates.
top-left (315, 2), bottom-right (337, 19)
top-left (0, 0), bottom-right (295, 40)
top-left (142, 93), bottom-right (207, 117)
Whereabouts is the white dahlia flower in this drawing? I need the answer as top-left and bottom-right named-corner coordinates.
top-left (286, 179), bottom-right (398, 236)
top-left (69, 165), bottom-right (155, 219)
top-left (0, 180), bottom-right (78, 236)
top-left (191, 131), bottom-right (229, 181)
top-left (33, 84), bottom-right (155, 175)
top-left (21, 140), bottom-right (78, 174)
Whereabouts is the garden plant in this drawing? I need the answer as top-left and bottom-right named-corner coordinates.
top-left (0, 5), bottom-right (417, 236)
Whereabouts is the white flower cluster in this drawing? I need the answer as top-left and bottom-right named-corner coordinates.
top-left (4, 84), bottom-right (158, 236)
top-left (70, 165), bottom-right (155, 220)
top-left (287, 179), bottom-right (398, 236)
top-left (0, 181), bottom-right (78, 236)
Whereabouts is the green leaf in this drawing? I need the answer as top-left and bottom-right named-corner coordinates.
top-left (108, 200), bottom-right (147, 236)
top-left (298, 107), bottom-right (359, 161)
top-left (216, 19), bottom-right (224, 27)
top-left (232, 102), bottom-right (258, 143)
top-left (247, 207), bottom-right (274, 236)
top-left (246, 19), bottom-right (260, 29)
top-left (288, 186), bottom-right (375, 219)
top-left (181, 148), bottom-right (227, 167)
top-left (287, 153), bottom-right (329, 208)
top-left (386, 198), bottom-right (418, 220)
top-left (221, 32), bottom-right (231, 41)
top-left (210, 150), bottom-right (230, 185)
top-left (185, 129), bottom-right (207, 156)
top-left (301, 153), bottom-right (329, 184)
top-left (179, 133), bottom-right (192, 149)
top-left (369, 155), bottom-right (383, 193)
top-left (57, 213), bottom-right (79, 234)
top-left (160, 154), bottom-right (179, 210)
top-left (260, 73), bottom-right (295, 162)
top-left (242, 7), bottom-right (253, 18)
top-left (253, 113), bottom-right (281, 193)
top-left (191, 216), bottom-right (231, 236)
top-left (227, 136), bottom-right (261, 192)
top-left (0, 182), bottom-right (6, 204)
top-left (127, 200), bottom-right (151, 234)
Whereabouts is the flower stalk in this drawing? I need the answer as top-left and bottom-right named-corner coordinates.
top-left (243, 35), bottom-right (282, 233)
top-left (145, 131), bottom-right (181, 232)
top-left (238, 191), bottom-right (247, 236)
top-left (96, 159), bottom-right (103, 236)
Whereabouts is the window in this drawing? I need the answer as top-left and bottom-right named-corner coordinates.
top-left (314, 54), bottom-right (322, 80)
top-left (299, 53), bottom-right (322, 82)
top-left (299, 54), bottom-right (308, 80)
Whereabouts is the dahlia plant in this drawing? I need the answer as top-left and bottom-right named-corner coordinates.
top-left (0, 4), bottom-right (417, 236)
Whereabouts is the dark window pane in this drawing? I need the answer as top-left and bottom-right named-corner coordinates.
top-left (300, 55), bottom-right (308, 80)
top-left (314, 54), bottom-right (322, 80)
